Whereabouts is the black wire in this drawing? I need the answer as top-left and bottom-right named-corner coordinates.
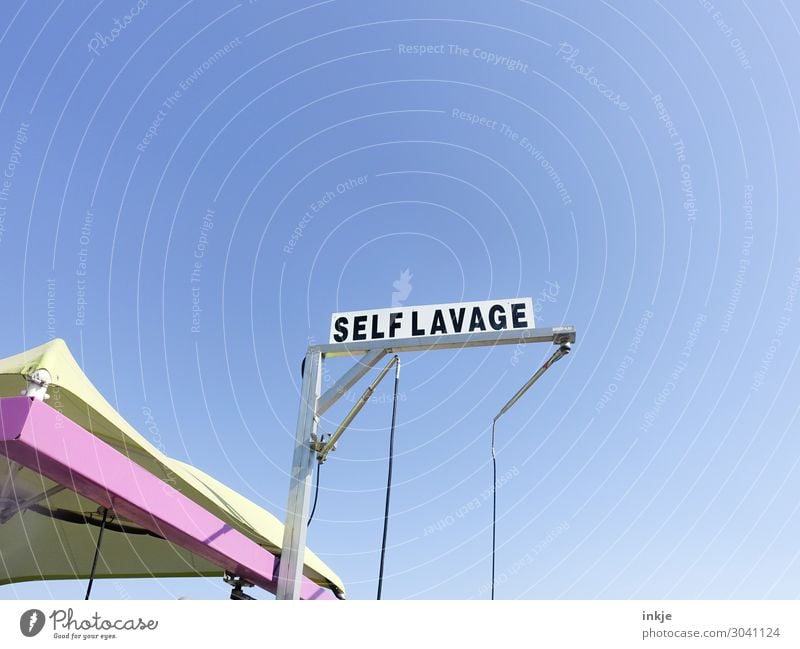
top-left (377, 356), bottom-right (400, 600)
top-left (307, 461), bottom-right (321, 527)
top-left (491, 419), bottom-right (497, 601)
top-left (84, 507), bottom-right (109, 600)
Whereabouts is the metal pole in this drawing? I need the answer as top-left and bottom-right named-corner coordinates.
top-left (84, 507), bottom-right (109, 600)
top-left (490, 420), bottom-right (497, 601)
top-left (489, 341), bottom-right (571, 599)
top-left (494, 343), bottom-right (571, 421)
top-left (276, 349), bottom-right (322, 599)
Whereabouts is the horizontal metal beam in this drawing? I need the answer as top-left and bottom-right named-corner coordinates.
top-left (0, 397), bottom-right (336, 600)
top-left (313, 326), bottom-right (576, 358)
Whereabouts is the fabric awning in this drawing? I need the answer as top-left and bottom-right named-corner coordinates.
top-left (0, 339), bottom-right (343, 598)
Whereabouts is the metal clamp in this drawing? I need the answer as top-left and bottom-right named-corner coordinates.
top-left (224, 572), bottom-right (255, 600)
top-left (22, 368), bottom-right (52, 401)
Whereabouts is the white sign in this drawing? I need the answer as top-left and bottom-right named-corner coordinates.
top-left (329, 298), bottom-right (535, 344)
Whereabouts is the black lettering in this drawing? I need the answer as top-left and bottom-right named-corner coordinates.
top-left (511, 303), bottom-right (528, 328)
top-left (488, 305), bottom-right (507, 330)
top-left (411, 311), bottom-right (425, 336)
top-left (353, 315), bottom-right (368, 340)
top-left (389, 312), bottom-right (403, 338)
top-left (430, 309), bottom-right (447, 335)
top-left (449, 307), bottom-right (466, 332)
top-left (370, 314), bottom-right (384, 339)
top-left (469, 307), bottom-right (486, 332)
top-left (333, 317), bottom-right (349, 342)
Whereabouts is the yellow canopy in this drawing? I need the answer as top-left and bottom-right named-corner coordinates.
top-left (0, 338), bottom-right (343, 596)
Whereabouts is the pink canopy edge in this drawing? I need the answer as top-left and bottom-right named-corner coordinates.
top-left (0, 396), bottom-right (334, 600)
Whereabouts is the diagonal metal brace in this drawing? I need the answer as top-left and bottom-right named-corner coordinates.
top-left (316, 348), bottom-right (387, 417)
top-left (316, 356), bottom-right (399, 463)
top-left (494, 341), bottom-right (572, 421)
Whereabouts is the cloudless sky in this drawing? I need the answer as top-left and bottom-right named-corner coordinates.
top-left (1, 0), bottom-right (800, 600)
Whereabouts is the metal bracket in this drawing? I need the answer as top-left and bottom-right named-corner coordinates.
top-left (224, 571), bottom-right (256, 600)
top-left (22, 368), bottom-right (52, 401)
top-left (552, 327), bottom-right (577, 346)
top-left (309, 432), bottom-right (329, 457)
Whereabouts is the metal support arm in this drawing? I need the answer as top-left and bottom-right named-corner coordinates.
top-left (313, 326), bottom-right (575, 358)
top-left (276, 325), bottom-right (576, 599)
top-left (494, 341), bottom-right (572, 421)
top-left (316, 356), bottom-right (399, 463)
top-left (317, 348), bottom-right (387, 417)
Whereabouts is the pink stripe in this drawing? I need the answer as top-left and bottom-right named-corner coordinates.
top-left (0, 397), bottom-right (335, 600)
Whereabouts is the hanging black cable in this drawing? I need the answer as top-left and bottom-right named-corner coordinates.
top-left (491, 419), bottom-right (498, 601)
top-left (307, 461), bottom-right (322, 527)
top-left (84, 507), bottom-right (109, 600)
top-left (376, 356), bottom-right (400, 600)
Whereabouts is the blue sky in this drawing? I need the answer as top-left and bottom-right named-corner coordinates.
top-left (1, 1), bottom-right (800, 600)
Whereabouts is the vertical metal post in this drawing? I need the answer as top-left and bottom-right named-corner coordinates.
top-left (276, 349), bottom-right (322, 599)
